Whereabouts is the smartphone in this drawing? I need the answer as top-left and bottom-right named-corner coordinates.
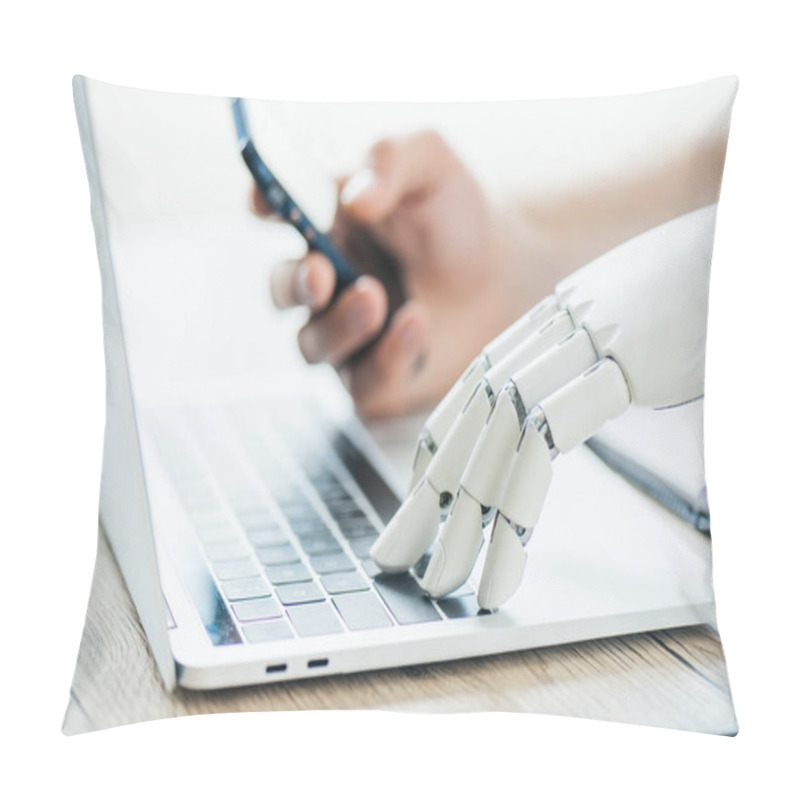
top-left (231, 98), bottom-right (405, 319)
top-left (232, 97), bottom-right (362, 292)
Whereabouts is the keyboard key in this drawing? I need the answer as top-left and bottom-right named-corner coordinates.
top-left (275, 582), bottom-right (325, 605)
top-left (373, 574), bottom-right (442, 625)
top-left (238, 512), bottom-right (278, 531)
top-left (286, 602), bottom-right (344, 637)
top-left (183, 496), bottom-right (223, 512)
top-left (317, 485), bottom-right (350, 502)
top-left (221, 576), bottom-right (271, 601)
top-left (322, 572), bottom-right (369, 594)
top-left (272, 486), bottom-right (306, 505)
top-left (189, 510), bottom-right (230, 527)
top-left (348, 535), bottom-right (378, 559)
top-left (321, 572), bottom-right (369, 594)
top-left (227, 496), bottom-right (264, 513)
top-left (299, 458), bottom-right (327, 477)
top-left (333, 592), bottom-right (393, 631)
top-left (310, 553), bottom-right (355, 575)
top-left (246, 527), bottom-right (289, 547)
top-left (233, 502), bottom-right (272, 515)
top-left (206, 541), bottom-right (251, 562)
top-left (255, 543), bottom-right (300, 565)
top-left (299, 533), bottom-right (342, 556)
top-left (242, 619), bottom-right (294, 644)
top-left (288, 519), bottom-right (330, 537)
top-left (280, 503), bottom-right (318, 522)
top-left (231, 596), bottom-right (281, 621)
top-left (413, 552), bottom-right (431, 580)
top-left (310, 473), bottom-right (341, 491)
top-left (338, 519), bottom-right (376, 539)
top-left (265, 563), bottom-right (312, 585)
top-left (195, 525), bottom-right (239, 545)
top-left (324, 499), bottom-right (365, 519)
top-left (361, 558), bottom-right (381, 579)
top-left (436, 593), bottom-right (481, 619)
top-left (214, 558), bottom-right (261, 581)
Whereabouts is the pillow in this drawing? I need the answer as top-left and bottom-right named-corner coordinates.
top-left (65, 75), bottom-right (738, 735)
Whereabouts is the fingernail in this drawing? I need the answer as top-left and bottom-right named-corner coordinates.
top-left (340, 168), bottom-right (378, 206)
top-left (298, 326), bottom-right (321, 361)
top-left (294, 261), bottom-right (314, 307)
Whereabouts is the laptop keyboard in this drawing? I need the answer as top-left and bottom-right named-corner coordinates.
top-left (149, 403), bottom-right (479, 646)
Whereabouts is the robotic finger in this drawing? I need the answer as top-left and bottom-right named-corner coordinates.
top-left (461, 328), bottom-right (598, 510)
top-left (418, 488), bottom-right (486, 596)
top-left (409, 294), bottom-right (563, 487)
top-left (372, 308), bottom-right (575, 571)
top-left (477, 358), bottom-right (631, 608)
top-left (370, 381), bottom-right (494, 571)
top-left (420, 329), bottom-right (598, 597)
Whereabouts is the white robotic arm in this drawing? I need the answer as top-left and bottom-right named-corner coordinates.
top-left (370, 204), bottom-right (716, 609)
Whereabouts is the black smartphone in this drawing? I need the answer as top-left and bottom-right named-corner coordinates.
top-left (232, 98), bottom-right (407, 328)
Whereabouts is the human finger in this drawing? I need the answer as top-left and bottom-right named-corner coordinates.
top-left (270, 252), bottom-right (337, 311)
top-left (250, 183), bottom-right (280, 218)
top-left (297, 276), bottom-right (387, 366)
top-left (341, 301), bottom-right (429, 418)
top-left (339, 130), bottom-right (456, 224)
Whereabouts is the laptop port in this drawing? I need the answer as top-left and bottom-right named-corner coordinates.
top-left (266, 663), bottom-right (287, 674)
top-left (307, 658), bottom-right (329, 669)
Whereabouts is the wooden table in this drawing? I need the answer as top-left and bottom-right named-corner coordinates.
top-left (63, 528), bottom-right (737, 736)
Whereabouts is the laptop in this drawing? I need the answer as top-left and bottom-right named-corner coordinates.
top-left (74, 75), bottom-right (716, 692)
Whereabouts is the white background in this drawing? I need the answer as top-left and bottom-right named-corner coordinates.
top-left (1, 1), bottom-right (797, 797)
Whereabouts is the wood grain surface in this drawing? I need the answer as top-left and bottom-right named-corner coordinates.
top-left (62, 529), bottom-right (738, 736)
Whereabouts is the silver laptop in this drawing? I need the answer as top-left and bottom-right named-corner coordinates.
top-left (74, 75), bottom-right (716, 692)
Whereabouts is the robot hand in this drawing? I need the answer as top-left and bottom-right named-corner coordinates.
top-left (370, 204), bottom-right (717, 609)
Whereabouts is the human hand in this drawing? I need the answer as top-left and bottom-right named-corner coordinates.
top-left (370, 205), bottom-right (717, 608)
top-left (254, 131), bottom-right (541, 417)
